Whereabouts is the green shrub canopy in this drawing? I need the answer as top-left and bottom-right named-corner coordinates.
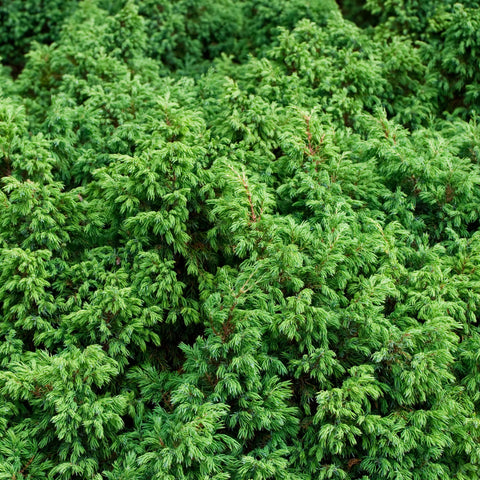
top-left (1, 1), bottom-right (480, 479)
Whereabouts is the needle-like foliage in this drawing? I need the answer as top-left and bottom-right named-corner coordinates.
top-left (1, 1), bottom-right (480, 479)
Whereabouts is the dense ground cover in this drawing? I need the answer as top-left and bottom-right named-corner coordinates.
top-left (1, 1), bottom-right (480, 478)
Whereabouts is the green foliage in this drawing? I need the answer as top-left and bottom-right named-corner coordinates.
top-left (134, 0), bottom-right (339, 72)
top-left (0, 0), bottom-right (78, 69)
top-left (1, 0), bottom-right (480, 479)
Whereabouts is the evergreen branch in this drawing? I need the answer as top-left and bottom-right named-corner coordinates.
top-left (226, 164), bottom-right (259, 223)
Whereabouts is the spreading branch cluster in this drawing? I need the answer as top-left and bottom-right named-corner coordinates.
top-left (1, 1), bottom-right (480, 479)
